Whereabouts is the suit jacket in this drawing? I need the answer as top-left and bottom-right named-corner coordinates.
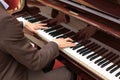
top-left (0, 3), bottom-right (59, 80)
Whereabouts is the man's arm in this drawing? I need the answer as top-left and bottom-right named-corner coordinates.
top-left (0, 6), bottom-right (75, 71)
top-left (0, 6), bottom-right (59, 71)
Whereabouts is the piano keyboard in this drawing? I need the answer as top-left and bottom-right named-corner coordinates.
top-left (17, 13), bottom-right (120, 80)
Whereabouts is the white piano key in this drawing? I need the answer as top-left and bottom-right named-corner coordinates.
top-left (63, 47), bottom-right (91, 65)
top-left (112, 67), bottom-right (120, 79)
top-left (89, 61), bottom-right (117, 80)
top-left (54, 34), bottom-right (64, 38)
top-left (47, 30), bottom-right (57, 33)
top-left (36, 29), bottom-right (53, 41)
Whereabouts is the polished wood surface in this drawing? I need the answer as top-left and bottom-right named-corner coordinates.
top-left (72, 0), bottom-right (120, 18)
top-left (37, 0), bottom-right (120, 39)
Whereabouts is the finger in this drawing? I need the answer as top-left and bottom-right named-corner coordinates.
top-left (39, 23), bottom-right (47, 25)
top-left (39, 26), bottom-right (48, 29)
top-left (37, 24), bottom-right (47, 27)
top-left (65, 38), bottom-right (73, 42)
top-left (34, 25), bottom-right (48, 30)
top-left (31, 29), bottom-right (37, 33)
top-left (66, 42), bottom-right (76, 47)
top-left (33, 30), bottom-right (38, 34)
top-left (56, 38), bottom-right (64, 40)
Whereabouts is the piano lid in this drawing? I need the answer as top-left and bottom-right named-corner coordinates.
top-left (59, 0), bottom-right (120, 24)
top-left (70, 0), bottom-right (120, 19)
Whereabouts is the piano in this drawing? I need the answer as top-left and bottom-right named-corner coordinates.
top-left (14, 0), bottom-right (120, 80)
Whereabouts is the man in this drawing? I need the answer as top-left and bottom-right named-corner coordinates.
top-left (0, 1), bottom-right (76, 80)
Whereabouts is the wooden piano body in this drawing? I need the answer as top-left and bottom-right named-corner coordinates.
top-left (12, 0), bottom-right (120, 80)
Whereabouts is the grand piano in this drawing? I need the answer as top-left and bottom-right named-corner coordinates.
top-left (13, 0), bottom-right (120, 80)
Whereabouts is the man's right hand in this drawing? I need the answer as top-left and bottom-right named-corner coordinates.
top-left (53, 38), bottom-right (76, 49)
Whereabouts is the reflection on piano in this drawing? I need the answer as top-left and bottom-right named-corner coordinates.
top-left (14, 0), bottom-right (120, 80)
top-left (59, 0), bottom-right (120, 24)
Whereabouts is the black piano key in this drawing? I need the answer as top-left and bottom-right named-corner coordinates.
top-left (110, 66), bottom-right (120, 73)
top-left (101, 55), bottom-right (119, 68)
top-left (44, 25), bottom-right (62, 32)
top-left (65, 31), bottom-right (76, 37)
top-left (95, 52), bottom-right (113, 64)
top-left (28, 18), bottom-right (40, 23)
top-left (51, 28), bottom-right (70, 37)
top-left (20, 12), bottom-right (38, 18)
top-left (24, 15), bottom-right (32, 19)
top-left (89, 48), bottom-right (107, 61)
top-left (76, 47), bottom-right (85, 53)
top-left (87, 53), bottom-right (96, 59)
top-left (20, 12), bottom-right (52, 21)
top-left (97, 59), bottom-right (108, 66)
top-left (80, 43), bottom-right (97, 55)
top-left (50, 32), bottom-right (61, 37)
top-left (86, 47), bottom-right (105, 59)
top-left (101, 61), bottom-right (111, 68)
top-left (77, 43), bottom-right (94, 53)
top-left (60, 31), bottom-right (76, 38)
top-left (24, 13), bottom-right (40, 19)
top-left (49, 28), bottom-right (64, 36)
top-left (22, 14), bottom-right (33, 19)
top-left (90, 54), bottom-right (100, 61)
top-left (87, 52), bottom-right (96, 59)
top-left (71, 40), bottom-right (91, 49)
top-left (27, 15), bottom-right (46, 22)
top-left (79, 48), bottom-right (89, 54)
top-left (89, 45), bottom-right (100, 51)
top-left (95, 58), bottom-right (104, 64)
top-left (94, 53), bottom-right (108, 64)
top-left (72, 41), bottom-right (89, 50)
top-left (115, 72), bottom-right (120, 77)
top-left (28, 16), bottom-right (47, 22)
top-left (82, 49), bottom-right (91, 56)
top-left (44, 27), bottom-right (55, 32)
top-left (90, 52), bottom-right (108, 61)
top-left (106, 64), bottom-right (116, 71)
top-left (106, 60), bottom-right (120, 71)
top-left (82, 44), bottom-right (100, 56)
top-left (101, 56), bottom-right (118, 68)
top-left (72, 44), bottom-right (82, 50)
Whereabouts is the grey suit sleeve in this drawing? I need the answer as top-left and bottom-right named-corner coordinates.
top-left (0, 7), bottom-right (59, 71)
top-left (4, 30), bottom-right (59, 71)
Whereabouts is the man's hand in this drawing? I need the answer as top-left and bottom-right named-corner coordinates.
top-left (24, 21), bottom-right (48, 33)
top-left (75, 25), bottom-right (98, 42)
top-left (53, 38), bottom-right (76, 49)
